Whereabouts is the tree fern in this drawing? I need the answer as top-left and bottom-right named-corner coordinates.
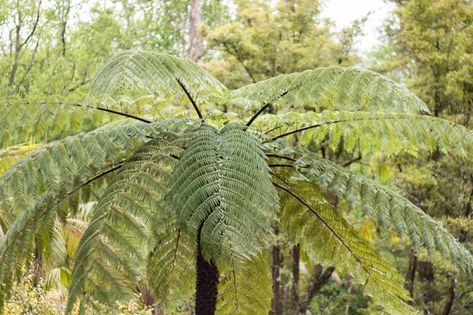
top-left (217, 253), bottom-right (272, 315)
top-left (91, 50), bottom-right (229, 106)
top-left (0, 121), bottom-right (181, 309)
top-left (1, 52), bottom-right (472, 315)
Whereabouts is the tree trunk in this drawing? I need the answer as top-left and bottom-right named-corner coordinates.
top-left (404, 252), bottom-right (418, 298)
top-left (295, 264), bottom-right (335, 315)
top-left (291, 244), bottom-right (300, 309)
top-left (139, 285), bottom-right (164, 315)
top-left (270, 227), bottom-right (283, 315)
top-left (186, 0), bottom-right (205, 62)
top-left (442, 275), bottom-right (456, 315)
top-left (195, 235), bottom-right (219, 315)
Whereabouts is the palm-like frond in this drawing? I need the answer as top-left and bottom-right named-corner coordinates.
top-left (146, 215), bottom-right (195, 307)
top-left (0, 96), bottom-right (153, 147)
top-left (66, 135), bottom-right (184, 313)
top-left (217, 253), bottom-right (272, 315)
top-left (167, 124), bottom-right (279, 267)
top-left (257, 111), bottom-right (473, 157)
top-left (231, 67), bottom-right (431, 114)
top-left (91, 50), bottom-right (229, 107)
top-left (295, 152), bottom-right (473, 272)
top-left (277, 180), bottom-right (413, 315)
top-left (0, 120), bottom-right (178, 309)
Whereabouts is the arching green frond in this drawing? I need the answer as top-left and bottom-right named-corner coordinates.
top-left (67, 136), bottom-right (183, 313)
top-left (258, 111), bottom-right (473, 157)
top-left (167, 124), bottom-right (278, 267)
top-left (278, 180), bottom-right (414, 315)
top-left (0, 95), bottom-right (195, 148)
top-left (91, 50), bottom-right (229, 107)
top-left (295, 153), bottom-right (473, 273)
top-left (0, 121), bottom-right (177, 310)
top-left (217, 253), bottom-right (272, 315)
top-left (231, 67), bottom-right (431, 114)
top-left (147, 216), bottom-right (195, 307)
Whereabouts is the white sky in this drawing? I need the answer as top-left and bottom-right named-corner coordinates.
top-left (320, 0), bottom-right (396, 54)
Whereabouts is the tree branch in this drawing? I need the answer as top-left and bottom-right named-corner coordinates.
top-left (296, 264), bottom-right (335, 314)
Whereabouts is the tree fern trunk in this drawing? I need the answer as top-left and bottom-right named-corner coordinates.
top-left (195, 234), bottom-right (219, 315)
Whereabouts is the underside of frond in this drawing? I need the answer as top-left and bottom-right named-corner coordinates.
top-left (66, 135), bottom-right (184, 313)
top-left (167, 123), bottom-right (279, 267)
top-left (276, 179), bottom-right (414, 315)
top-left (231, 66), bottom-right (431, 114)
top-left (146, 215), bottom-right (195, 307)
top-left (293, 152), bottom-right (473, 273)
top-left (0, 120), bottom-right (180, 310)
top-left (217, 252), bottom-right (272, 315)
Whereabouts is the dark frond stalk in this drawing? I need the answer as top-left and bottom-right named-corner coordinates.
top-left (195, 231), bottom-right (219, 315)
top-left (73, 104), bottom-right (151, 123)
top-left (66, 163), bottom-right (124, 196)
top-left (246, 89), bottom-right (293, 127)
top-left (265, 154), bottom-right (297, 162)
top-left (270, 225), bottom-right (283, 315)
top-left (176, 79), bottom-right (204, 121)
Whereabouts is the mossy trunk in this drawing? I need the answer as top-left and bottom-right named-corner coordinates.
top-left (195, 236), bottom-right (219, 315)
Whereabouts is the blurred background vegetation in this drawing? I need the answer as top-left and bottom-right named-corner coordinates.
top-left (0, 0), bottom-right (472, 314)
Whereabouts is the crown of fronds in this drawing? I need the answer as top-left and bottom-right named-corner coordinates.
top-left (167, 124), bottom-right (279, 267)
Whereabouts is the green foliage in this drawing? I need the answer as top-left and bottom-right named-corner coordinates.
top-left (203, 0), bottom-right (361, 88)
top-left (0, 120), bottom-right (177, 310)
top-left (258, 110), bottom-right (473, 157)
top-left (168, 124), bottom-right (278, 267)
top-left (294, 152), bottom-right (473, 273)
top-left (217, 253), bottom-right (272, 314)
top-left (91, 50), bottom-right (228, 104)
top-left (277, 180), bottom-right (413, 315)
top-left (231, 67), bottom-right (431, 114)
top-left (67, 135), bottom-right (184, 313)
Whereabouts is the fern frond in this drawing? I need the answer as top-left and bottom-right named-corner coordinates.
top-left (217, 252), bottom-right (272, 315)
top-left (231, 67), bottom-right (431, 114)
top-left (0, 143), bottom-right (41, 175)
top-left (0, 120), bottom-right (180, 310)
top-left (91, 50), bottom-right (229, 109)
top-left (167, 124), bottom-right (279, 267)
top-left (146, 215), bottom-right (195, 307)
top-left (257, 111), bottom-right (473, 157)
top-left (67, 136), bottom-right (183, 313)
top-left (295, 153), bottom-right (473, 273)
top-left (277, 180), bottom-right (414, 315)
top-left (0, 95), bottom-right (157, 148)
